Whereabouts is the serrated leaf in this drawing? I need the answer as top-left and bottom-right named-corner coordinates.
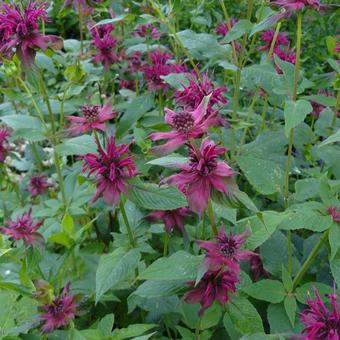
top-left (224, 20), bottom-right (253, 43)
top-left (284, 296), bottom-right (296, 327)
top-left (139, 251), bottom-right (203, 281)
top-left (96, 248), bottom-right (140, 303)
top-left (147, 154), bottom-right (187, 168)
top-left (243, 280), bottom-right (285, 303)
top-left (284, 100), bottom-right (313, 137)
top-left (127, 182), bottom-right (187, 210)
top-left (225, 297), bottom-right (264, 335)
top-left (56, 135), bottom-right (97, 156)
top-left (236, 155), bottom-right (284, 195)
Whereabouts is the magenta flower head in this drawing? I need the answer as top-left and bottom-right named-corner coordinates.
top-left (258, 31), bottom-right (289, 51)
top-left (149, 96), bottom-right (218, 155)
top-left (174, 72), bottom-right (228, 126)
top-left (215, 19), bottom-right (237, 37)
top-left (0, 127), bottom-right (10, 162)
top-left (134, 23), bottom-right (161, 40)
top-left (142, 49), bottom-right (186, 91)
top-left (27, 175), bottom-right (51, 197)
top-left (146, 207), bottom-right (191, 233)
top-left (184, 269), bottom-right (238, 316)
top-left (271, 0), bottom-right (320, 11)
top-left (197, 228), bottom-right (255, 273)
top-left (66, 101), bottom-right (115, 136)
top-left (0, 209), bottom-right (43, 245)
top-left (161, 138), bottom-right (234, 213)
top-left (328, 207), bottom-right (340, 223)
top-left (127, 51), bottom-right (143, 72)
top-left (40, 283), bottom-right (77, 333)
top-left (0, 1), bottom-right (61, 67)
top-left (81, 137), bottom-right (138, 205)
top-left (300, 286), bottom-right (340, 340)
top-left (311, 100), bottom-right (325, 118)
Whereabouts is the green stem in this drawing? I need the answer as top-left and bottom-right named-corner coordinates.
top-left (60, 84), bottom-right (71, 127)
top-left (78, 3), bottom-right (84, 55)
top-left (207, 200), bottom-right (218, 236)
top-left (39, 77), bottom-right (67, 209)
top-left (119, 200), bottom-right (136, 248)
top-left (163, 232), bottom-right (169, 256)
top-left (331, 90), bottom-right (340, 127)
top-left (260, 94), bottom-right (269, 132)
top-left (195, 318), bottom-right (201, 340)
top-left (284, 12), bottom-right (303, 275)
top-left (267, 22), bottom-right (282, 61)
top-left (292, 230), bottom-right (329, 290)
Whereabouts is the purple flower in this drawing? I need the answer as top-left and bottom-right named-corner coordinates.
top-left (89, 23), bottom-right (118, 69)
top-left (27, 175), bottom-right (51, 197)
top-left (0, 209), bottom-right (43, 245)
top-left (311, 100), bottom-right (325, 117)
top-left (328, 207), bottom-right (340, 223)
top-left (215, 19), bottom-right (237, 37)
top-left (134, 23), bottom-right (161, 40)
top-left (258, 31), bottom-right (289, 51)
top-left (161, 139), bottom-right (234, 213)
top-left (146, 208), bottom-right (191, 233)
top-left (40, 283), bottom-right (77, 333)
top-left (81, 137), bottom-right (138, 205)
top-left (184, 269), bottom-right (238, 316)
top-left (271, 0), bottom-right (320, 11)
top-left (174, 72), bottom-right (228, 126)
top-left (127, 51), bottom-right (143, 72)
top-left (149, 96), bottom-right (218, 155)
top-left (66, 102), bottom-right (116, 136)
top-left (301, 287), bottom-right (340, 340)
top-left (119, 79), bottom-right (136, 91)
top-left (250, 249), bottom-right (270, 281)
top-left (0, 127), bottom-right (10, 162)
top-left (197, 228), bottom-right (255, 273)
top-left (142, 49), bottom-right (186, 91)
top-left (0, 1), bottom-right (61, 67)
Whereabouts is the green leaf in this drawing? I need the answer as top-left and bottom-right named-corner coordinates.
top-left (116, 94), bottom-right (154, 137)
top-left (224, 20), bottom-right (253, 43)
top-left (93, 14), bottom-right (134, 27)
top-left (127, 181), bottom-right (187, 210)
top-left (147, 154), bottom-right (187, 168)
top-left (238, 211), bottom-right (290, 249)
top-left (176, 30), bottom-right (230, 60)
top-left (284, 99), bottom-right (313, 137)
top-left (295, 282), bottom-right (332, 304)
top-left (250, 11), bottom-right (276, 36)
top-left (281, 266), bottom-right (293, 292)
top-left (160, 73), bottom-right (190, 90)
top-left (112, 324), bottom-right (157, 340)
top-left (233, 190), bottom-right (259, 213)
top-left (96, 248), bottom-right (140, 303)
top-left (61, 213), bottom-right (75, 240)
top-left (331, 256), bottom-right (340, 287)
top-left (236, 155), bottom-right (284, 195)
top-left (139, 251), bottom-right (203, 281)
top-left (0, 115), bottom-right (45, 141)
top-left (98, 314), bottom-right (115, 336)
top-left (225, 297), bottom-right (264, 335)
top-left (319, 129), bottom-right (340, 147)
top-left (132, 280), bottom-right (184, 299)
top-left (212, 201), bottom-right (237, 224)
top-left (56, 135), bottom-right (97, 156)
top-left (301, 95), bottom-right (337, 107)
top-left (329, 223), bottom-right (340, 261)
top-left (284, 296), bottom-right (297, 327)
top-left (243, 280), bottom-right (286, 303)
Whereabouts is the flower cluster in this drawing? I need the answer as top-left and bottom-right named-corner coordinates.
top-left (142, 49), bottom-right (186, 91)
top-left (185, 228), bottom-right (254, 315)
top-left (134, 23), bottom-right (161, 40)
top-left (0, 209), bottom-right (43, 245)
top-left (328, 207), bottom-right (340, 223)
top-left (162, 138), bottom-right (234, 213)
top-left (27, 175), bottom-right (51, 197)
top-left (259, 31), bottom-right (289, 51)
top-left (0, 127), bottom-right (10, 162)
top-left (66, 101), bottom-right (115, 135)
top-left (215, 19), bottom-right (237, 37)
top-left (0, 1), bottom-right (60, 67)
top-left (81, 137), bottom-right (138, 205)
top-left (301, 287), bottom-right (340, 339)
top-left (271, 0), bottom-right (320, 12)
top-left (146, 208), bottom-right (191, 233)
top-left (40, 283), bottom-right (78, 333)
top-left (89, 23), bottom-right (118, 69)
